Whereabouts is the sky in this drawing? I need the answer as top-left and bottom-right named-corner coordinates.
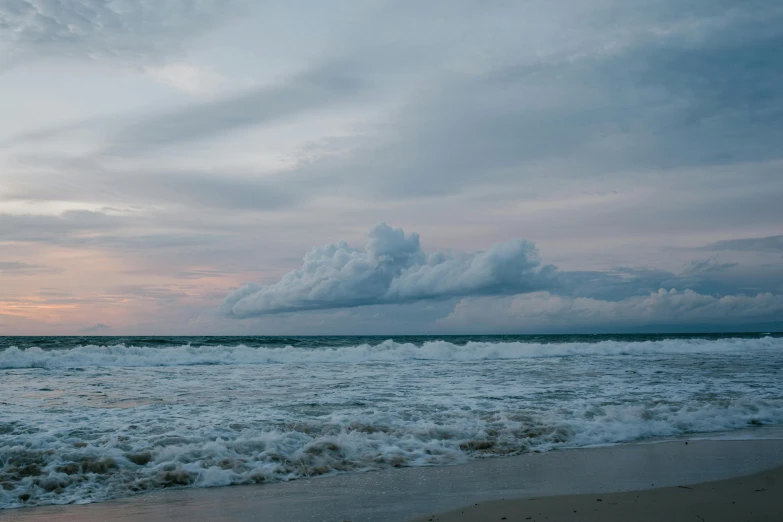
top-left (1, 0), bottom-right (782, 335)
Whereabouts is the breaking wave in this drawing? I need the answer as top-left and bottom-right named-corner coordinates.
top-left (1, 336), bottom-right (780, 369)
top-left (2, 396), bottom-right (782, 509)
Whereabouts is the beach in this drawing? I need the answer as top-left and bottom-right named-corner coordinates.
top-left (4, 437), bottom-right (783, 521)
top-left (412, 465), bottom-right (783, 522)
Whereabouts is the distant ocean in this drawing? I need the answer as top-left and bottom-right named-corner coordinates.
top-left (2, 333), bottom-right (782, 509)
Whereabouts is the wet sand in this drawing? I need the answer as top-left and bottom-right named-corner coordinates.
top-left (3, 437), bottom-right (783, 522)
top-left (411, 466), bottom-right (783, 522)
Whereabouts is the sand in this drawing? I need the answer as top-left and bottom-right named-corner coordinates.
top-left (410, 466), bottom-right (783, 522)
top-left (3, 436), bottom-right (783, 521)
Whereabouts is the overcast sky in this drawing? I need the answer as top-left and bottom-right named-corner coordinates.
top-left (1, 0), bottom-right (782, 335)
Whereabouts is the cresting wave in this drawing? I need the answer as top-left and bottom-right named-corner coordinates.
top-left (1, 336), bottom-right (780, 368)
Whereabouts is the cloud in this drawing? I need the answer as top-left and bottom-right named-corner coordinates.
top-left (2, 159), bottom-right (299, 211)
top-left (143, 63), bottom-right (225, 96)
top-left (2, 1), bottom-right (783, 335)
top-left (271, 1), bottom-right (783, 201)
top-left (438, 289), bottom-right (783, 332)
top-left (0, 261), bottom-right (58, 274)
top-left (221, 223), bottom-right (555, 317)
top-left (107, 62), bottom-right (368, 152)
top-left (703, 235), bottom-right (783, 253)
top-left (559, 254), bottom-right (783, 301)
top-left (6, 0), bottom-right (783, 212)
top-left (3, 58), bottom-right (373, 159)
top-left (0, 209), bottom-right (230, 258)
top-left (0, 0), bottom-right (237, 70)
top-left (221, 224), bottom-right (783, 325)
top-left (680, 257), bottom-right (738, 276)
top-left (108, 284), bottom-right (191, 303)
top-left (81, 323), bottom-right (110, 333)
top-left (173, 268), bottom-right (244, 280)
top-left (0, 210), bottom-right (119, 243)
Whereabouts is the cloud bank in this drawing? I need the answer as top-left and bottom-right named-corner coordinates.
top-left (221, 224), bottom-right (555, 317)
top-left (438, 289), bottom-right (783, 332)
top-left (80, 323), bottom-right (111, 333)
top-left (704, 235), bottom-right (783, 253)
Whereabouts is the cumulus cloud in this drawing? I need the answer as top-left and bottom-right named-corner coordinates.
top-left (221, 224), bottom-right (783, 328)
top-left (438, 289), bottom-right (783, 332)
top-left (221, 223), bottom-right (555, 317)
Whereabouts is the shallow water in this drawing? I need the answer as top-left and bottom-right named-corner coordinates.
top-left (1, 333), bottom-right (782, 508)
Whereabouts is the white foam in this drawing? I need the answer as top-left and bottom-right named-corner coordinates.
top-left (1, 336), bottom-right (780, 368)
top-left (2, 394), bottom-right (781, 509)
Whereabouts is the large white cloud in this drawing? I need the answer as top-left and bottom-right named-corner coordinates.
top-left (221, 223), bottom-right (555, 317)
top-left (437, 289), bottom-right (783, 332)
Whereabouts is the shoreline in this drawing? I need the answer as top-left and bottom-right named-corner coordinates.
top-left (3, 435), bottom-right (783, 521)
top-left (411, 466), bottom-right (783, 522)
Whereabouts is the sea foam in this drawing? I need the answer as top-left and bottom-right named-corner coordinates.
top-left (0, 336), bottom-right (779, 369)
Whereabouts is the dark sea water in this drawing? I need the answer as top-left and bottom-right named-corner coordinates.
top-left (1, 332), bottom-right (782, 508)
top-left (3, 331), bottom-right (781, 351)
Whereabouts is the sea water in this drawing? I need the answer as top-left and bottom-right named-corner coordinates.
top-left (1, 333), bottom-right (781, 508)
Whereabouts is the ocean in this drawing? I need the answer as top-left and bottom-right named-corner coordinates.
top-left (1, 333), bottom-right (782, 509)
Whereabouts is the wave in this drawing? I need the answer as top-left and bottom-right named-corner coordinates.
top-left (2, 396), bottom-right (781, 509)
top-left (1, 336), bottom-right (780, 369)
